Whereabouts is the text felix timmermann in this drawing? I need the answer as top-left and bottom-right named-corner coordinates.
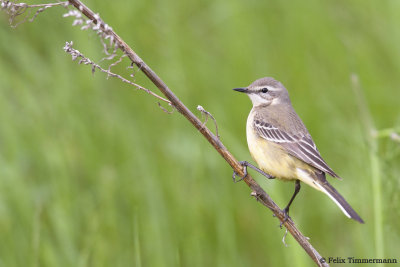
top-left (325, 257), bottom-right (397, 264)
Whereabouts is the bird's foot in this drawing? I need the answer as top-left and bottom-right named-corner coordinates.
top-left (232, 161), bottom-right (274, 183)
top-left (232, 161), bottom-right (248, 183)
top-left (279, 207), bottom-right (291, 228)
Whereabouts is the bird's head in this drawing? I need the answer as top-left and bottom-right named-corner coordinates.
top-left (233, 77), bottom-right (291, 107)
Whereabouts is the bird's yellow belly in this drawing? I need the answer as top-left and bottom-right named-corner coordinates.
top-left (247, 126), bottom-right (302, 180)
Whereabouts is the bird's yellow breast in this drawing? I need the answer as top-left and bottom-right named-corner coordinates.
top-left (246, 111), bottom-right (308, 181)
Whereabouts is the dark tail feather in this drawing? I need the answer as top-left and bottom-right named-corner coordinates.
top-left (315, 180), bottom-right (364, 223)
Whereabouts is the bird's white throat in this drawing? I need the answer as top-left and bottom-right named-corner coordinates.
top-left (248, 93), bottom-right (280, 107)
top-left (248, 94), bottom-right (270, 106)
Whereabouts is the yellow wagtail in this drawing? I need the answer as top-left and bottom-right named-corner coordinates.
top-left (233, 77), bottom-right (364, 223)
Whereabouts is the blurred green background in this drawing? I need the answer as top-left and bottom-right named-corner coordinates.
top-left (1, 0), bottom-right (399, 266)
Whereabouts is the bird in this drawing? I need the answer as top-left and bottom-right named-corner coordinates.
top-left (233, 77), bottom-right (364, 223)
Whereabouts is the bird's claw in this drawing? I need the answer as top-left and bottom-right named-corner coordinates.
top-left (279, 207), bottom-right (290, 228)
top-left (232, 161), bottom-right (248, 183)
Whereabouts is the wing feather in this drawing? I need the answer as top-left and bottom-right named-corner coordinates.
top-left (254, 120), bottom-right (340, 178)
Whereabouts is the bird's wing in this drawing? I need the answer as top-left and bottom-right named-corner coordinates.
top-left (253, 119), bottom-right (340, 178)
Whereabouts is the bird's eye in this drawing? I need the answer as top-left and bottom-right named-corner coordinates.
top-left (261, 88), bottom-right (269, 93)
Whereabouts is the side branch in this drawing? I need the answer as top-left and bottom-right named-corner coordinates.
top-left (66, 1), bottom-right (328, 266)
top-left (1, 1), bottom-right (68, 27)
top-left (63, 41), bottom-right (171, 104)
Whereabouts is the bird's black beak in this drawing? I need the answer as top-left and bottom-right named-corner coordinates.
top-left (233, 87), bottom-right (248, 93)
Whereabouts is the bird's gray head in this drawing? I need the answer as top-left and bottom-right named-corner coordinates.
top-left (233, 77), bottom-right (291, 107)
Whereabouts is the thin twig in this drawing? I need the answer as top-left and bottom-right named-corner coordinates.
top-left (157, 102), bottom-right (174, 114)
top-left (63, 41), bottom-right (171, 105)
top-left (282, 228), bottom-right (289, 247)
top-left (107, 54), bottom-right (126, 73)
top-left (66, 1), bottom-right (329, 266)
top-left (197, 105), bottom-right (220, 139)
top-left (1, 0), bottom-right (68, 27)
top-left (2, 2), bottom-right (67, 8)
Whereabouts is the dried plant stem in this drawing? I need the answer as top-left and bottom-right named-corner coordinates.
top-left (1, 0), bottom-right (68, 27)
top-left (63, 42), bottom-right (171, 104)
top-left (2, 2), bottom-right (67, 8)
top-left (65, 0), bottom-right (329, 266)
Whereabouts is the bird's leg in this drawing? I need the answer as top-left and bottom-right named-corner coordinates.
top-left (280, 180), bottom-right (301, 228)
top-left (232, 161), bottom-right (275, 183)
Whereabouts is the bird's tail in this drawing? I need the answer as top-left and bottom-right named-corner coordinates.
top-left (314, 179), bottom-right (364, 223)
